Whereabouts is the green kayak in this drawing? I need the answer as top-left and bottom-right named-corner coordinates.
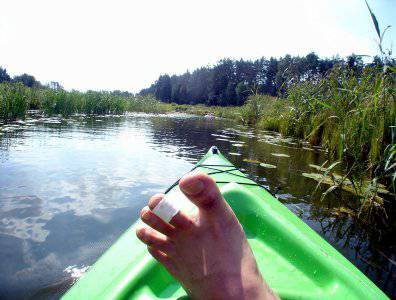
top-left (63, 147), bottom-right (388, 300)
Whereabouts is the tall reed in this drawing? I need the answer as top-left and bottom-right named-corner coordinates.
top-left (0, 84), bottom-right (172, 121)
top-left (225, 62), bottom-right (395, 220)
top-left (0, 82), bottom-right (30, 122)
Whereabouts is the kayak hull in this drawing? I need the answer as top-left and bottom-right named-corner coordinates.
top-left (63, 147), bottom-right (388, 299)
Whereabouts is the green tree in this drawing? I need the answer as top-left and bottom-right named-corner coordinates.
top-left (155, 75), bottom-right (172, 102)
top-left (264, 58), bottom-right (278, 96)
top-left (235, 81), bottom-right (249, 105)
top-left (13, 73), bottom-right (41, 88)
top-left (47, 81), bottom-right (63, 90)
top-left (140, 54), bottom-right (366, 106)
top-left (0, 67), bottom-right (11, 83)
top-left (346, 54), bottom-right (364, 74)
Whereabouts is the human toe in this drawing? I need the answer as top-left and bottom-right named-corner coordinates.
top-left (140, 206), bottom-right (174, 236)
top-left (179, 171), bottom-right (226, 214)
top-left (148, 193), bottom-right (165, 209)
top-left (136, 226), bottom-right (175, 254)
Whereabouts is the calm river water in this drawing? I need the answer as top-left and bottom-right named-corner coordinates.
top-left (0, 113), bottom-right (394, 299)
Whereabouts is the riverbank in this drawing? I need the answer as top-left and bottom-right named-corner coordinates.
top-left (0, 83), bottom-right (175, 121)
top-left (1, 66), bottom-right (395, 221)
top-left (181, 66), bottom-right (396, 222)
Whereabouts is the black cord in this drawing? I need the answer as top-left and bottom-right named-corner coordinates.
top-left (164, 163), bottom-right (274, 196)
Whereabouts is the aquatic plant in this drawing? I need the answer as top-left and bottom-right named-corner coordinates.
top-left (0, 85), bottom-right (172, 120)
top-left (0, 82), bottom-right (30, 122)
top-left (248, 62), bottom-right (395, 220)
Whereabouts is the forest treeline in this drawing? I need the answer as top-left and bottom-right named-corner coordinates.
top-left (0, 67), bottom-right (133, 97)
top-left (0, 68), bottom-right (60, 90)
top-left (139, 53), bottom-right (385, 105)
top-left (138, 49), bottom-right (396, 218)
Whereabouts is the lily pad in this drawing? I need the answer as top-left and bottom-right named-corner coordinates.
top-left (330, 207), bottom-right (356, 217)
top-left (259, 163), bottom-right (277, 169)
top-left (302, 172), bottom-right (389, 202)
top-left (230, 140), bottom-right (245, 144)
top-left (271, 153), bottom-right (290, 158)
top-left (286, 141), bottom-right (298, 146)
top-left (211, 134), bottom-right (231, 139)
top-left (228, 152), bottom-right (241, 156)
top-left (243, 158), bottom-right (261, 164)
top-left (309, 164), bottom-right (327, 172)
top-left (276, 193), bottom-right (295, 200)
top-left (302, 172), bottom-right (323, 181)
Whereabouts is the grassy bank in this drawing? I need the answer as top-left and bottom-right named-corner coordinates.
top-left (0, 83), bottom-right (172, 121)
top-left (1, 66), bottom-right (395, 220)
top-left (0, 82), bottom-right (239, 122)
top-left (195, 65), bottom-right (395, 220)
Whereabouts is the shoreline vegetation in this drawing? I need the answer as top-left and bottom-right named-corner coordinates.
top-left (0, 66), bottom-right (395, 223)
top-left (175, 62), bottom-right (396, 225)
top-left (0, 83), bottom-right (173, 119)
top-left (1, 5), bottom-right (395, 225)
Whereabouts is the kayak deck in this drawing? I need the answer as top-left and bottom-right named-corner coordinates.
top-left (63, 147), bottom-right (388, 300)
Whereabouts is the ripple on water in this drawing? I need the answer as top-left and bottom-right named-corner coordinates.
top-left (0, 112), bottom-right (393, 298)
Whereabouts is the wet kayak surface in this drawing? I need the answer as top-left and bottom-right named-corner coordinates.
top-left (0, 112), bottom-right (394, 298)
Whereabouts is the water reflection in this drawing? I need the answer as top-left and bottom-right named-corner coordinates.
top-left (0, 113), bottom-right (394, 298)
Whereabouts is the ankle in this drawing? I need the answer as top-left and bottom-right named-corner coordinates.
top-left (191, 273), bottom-right (268, 300)
top-left (220, 274), bottom-right (277, 300)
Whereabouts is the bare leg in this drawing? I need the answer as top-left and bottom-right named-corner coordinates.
top-left (136, 172), bottom-right (278, 300)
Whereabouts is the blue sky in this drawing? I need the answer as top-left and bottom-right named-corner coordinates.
top-left (0, 0), bottom-right (395, 92)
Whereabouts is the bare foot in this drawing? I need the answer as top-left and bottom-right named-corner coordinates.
top-left (136, 172), bottom-right (278, 300)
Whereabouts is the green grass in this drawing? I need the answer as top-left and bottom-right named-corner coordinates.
top-left (172, 103), bottom-right (241, 119)
top-left (0, 82), bottom-right (30, 121)
top-left (1, 63), bottom-right (394, 221)
top-left (0, 84), bottom-right (172, 122)
top-left (226, 67), bottom-right (395, 220)
top-left (180, 64), bottom-right (395, 220)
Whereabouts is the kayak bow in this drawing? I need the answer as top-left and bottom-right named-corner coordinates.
top-left (63, 147), bottom-right (388, 300)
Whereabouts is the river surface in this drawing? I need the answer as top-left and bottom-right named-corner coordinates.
top-left (0, 113), bottom-right (394, 299)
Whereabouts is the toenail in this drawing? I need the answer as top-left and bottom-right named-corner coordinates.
top-left (181, 178), bottom-right (204, 195)
top-left (140, 207), bottom-right (150, 218)
top-left (136, 229), bottom-right (143, 239)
